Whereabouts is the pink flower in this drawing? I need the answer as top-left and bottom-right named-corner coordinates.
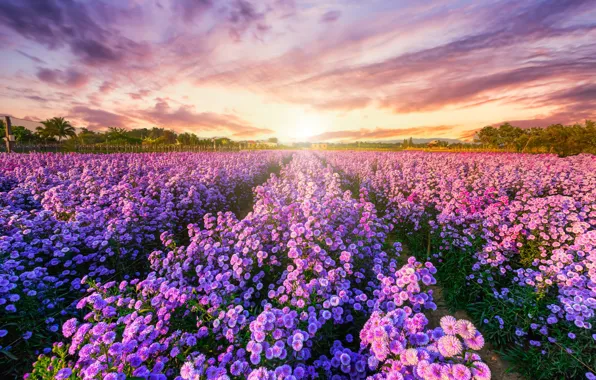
top-left (440, 316), bottom-right (458, 335)
top-left (438, 335), bottom-right (463, 358)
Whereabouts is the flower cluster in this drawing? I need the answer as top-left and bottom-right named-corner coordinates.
top-left (361, 313), bottom-right (489, 380)
top-left (322, 151), bottom-right (596, 379)
top-left (0, 152), bottom-right (285, 374)
top-left (25, 153), bottom-right (489, 379)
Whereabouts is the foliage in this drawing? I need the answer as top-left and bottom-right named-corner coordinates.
top-left (37, 117), bottom-right (76, 142)
top-left (475, 120), bottom-right (596, 156)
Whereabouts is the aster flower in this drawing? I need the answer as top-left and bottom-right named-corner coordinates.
top-left (438, 335), bottom-right (463, 358)
top-left (471, 361), bottom-right (491, 380)
top-left (440, 316), bottom-right (458, 335)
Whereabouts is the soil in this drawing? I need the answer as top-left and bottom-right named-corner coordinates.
top-left (427, 284), bottom-right (524, 380)
top-left (395, 242), bottom-right (523, 379)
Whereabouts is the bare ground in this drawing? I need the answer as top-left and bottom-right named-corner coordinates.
top-left (394, 241), bottom-right (523, 379)
top-left (426, 284), bottom-right (523, 380)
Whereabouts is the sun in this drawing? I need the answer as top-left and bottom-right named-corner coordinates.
top-left (293, 113), bottom-right (326, 140)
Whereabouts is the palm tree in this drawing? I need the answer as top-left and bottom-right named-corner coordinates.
top-left (51, 117), bottom-right (76, 141)
top-left (37, 119), bottom-right (58, 141)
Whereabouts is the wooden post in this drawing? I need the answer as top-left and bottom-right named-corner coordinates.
top-left (4, 116), bottom-right (15, 153)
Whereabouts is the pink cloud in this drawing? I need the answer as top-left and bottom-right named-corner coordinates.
top-left (310, 125), bottom-right (456, 142)
top-left (136, 99), bottom-right (273, 138)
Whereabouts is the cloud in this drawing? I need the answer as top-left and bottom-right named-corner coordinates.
top-left (128, 89), bottom-right (152, 100)
top-left (310, 125), bottom-right (456, 142)
top-left (494, 83), bottom-right (596, 128)
top-left (36, 68), bottom-right (89, 88)
top-left (172, 0), bottom-right (212, 23)
top-left (381, 59), bottom-right (596, 113)
top-left (314, 97), bottom-right (371, 112)
top-left (226, 0), bottom-right (269, 42)
top-left (2, 0), bottom-right (596, 141)
top-left (69, 106), bottom-right (133, 129)
top-left (458, 128), bottom-right (480, 141)
top-left (277, 0), bottom-right (596, 112)
top-left (137, 99), bottom-right (273, 137)
top-left (25, 95), bottom-right (49, 103)
top-left (99, 81), bottom-right (117, 94)
top-left (0, 0), bottom-right (151, 66)
top-left (320, 10), bottom-right (341, 23)
top-left (16, 50), bottom-right (46, 64)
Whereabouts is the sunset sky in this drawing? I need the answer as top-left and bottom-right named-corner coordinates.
top-left (1, 0), bottom-right (595, 142)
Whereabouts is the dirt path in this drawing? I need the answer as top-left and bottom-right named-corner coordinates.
top-left (328, 157), bottom-right (522, 379)
top-left (396, 243), bottom-right (523, 380)
top-left (426, 284), bottom-right (523, 380)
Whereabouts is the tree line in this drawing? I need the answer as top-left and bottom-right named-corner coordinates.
top-left (475, 120), bottom-right (596, 156)
top-left (2, 118), bottom-right (236, 147)
top-left (3, 117), bottom-right (595, 156)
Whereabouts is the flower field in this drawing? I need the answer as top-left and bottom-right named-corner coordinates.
top-left (0, 151), bottom-right (594, 379)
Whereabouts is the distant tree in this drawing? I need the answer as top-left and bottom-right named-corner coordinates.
top-left (497, 123), bottom-right (524, 150)
top-left (12, 126), bottom-right (38, 143)
top-left (475, 126), bottom-right (499, 147)
top-left (177, 132), bottom-right (192, 145)
top-left (77, 128), bottom-right (102, 145)
top-left (38, 117), bottom-right (75, 141)
top-left (106, 127), bottom-right (128, 141)
top-left (53, 117), bottom-right (76, 141)
top-left (37, 121), bottom-right (57, 141)
top-left (148, 127), bottom-right (165, 140)
top-left (267, 137), bottom-right (278, 144)
top-left (585, 120), bottom-right (596, 150)
top-left (162, 130), bottom-right (177, 144)
top-left (127, 128), bottom-right (149, 140)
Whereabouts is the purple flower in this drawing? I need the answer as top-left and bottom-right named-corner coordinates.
top-left (62, 318), bottom-right (78, 338)
top-left (55, 368), bottom-right (72, 379)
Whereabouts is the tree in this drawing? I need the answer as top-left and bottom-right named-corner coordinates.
top-left (497, 123), bottom-right (523, 150)
top-left (267, 137), bottom-right (278, 144)
top-left (37, 121), bottom-right (57, 141)
top-left (77, 128), bottom-right (101, 145)
top-left (177, 132), bottom-right (192, 145)
top-left (106, 127), bottom-right (128, 141)
top-left (51, 117), bottom-right (76, 141)
top-left (38, 117), bottom-right (76, 141)
top-left (12, 126), bottom-right (38, 143)
top-left (475, 126), bottom-right (500, 147)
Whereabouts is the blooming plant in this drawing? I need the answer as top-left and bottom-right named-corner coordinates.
top-left (20, 153), bottom-right (491, 379)
top-left (9, 150), bottom-right (593, 378)
top-left (323, 151), bottom-right (596, 379)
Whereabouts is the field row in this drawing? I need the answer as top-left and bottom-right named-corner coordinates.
top-left (322, 151), bottom-right (596, 379)
top-left (0, 152), bottom-right (287, 377)
top-left (1, 151), bottom-right (594, 379)
top-left (2, 152), bottom-right (492, 379)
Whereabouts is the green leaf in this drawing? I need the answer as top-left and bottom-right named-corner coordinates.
top-left (0, 349), bottom-right (18, 360)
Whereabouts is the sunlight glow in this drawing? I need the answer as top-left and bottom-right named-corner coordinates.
top-left (292, 113), bottom-right (327, 140)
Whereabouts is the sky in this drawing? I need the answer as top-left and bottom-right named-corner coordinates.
top-left (0, 0), bottom-right (595, 143)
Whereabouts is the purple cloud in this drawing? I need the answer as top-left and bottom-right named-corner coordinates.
top-left (0, 0), bottom-right (151, 66)
top-left (320, 10), bottom-right (341, 23)
top-left (137, 99), bottom-right (273, 137)
top-left (36, 68), bottom-right (89, 88)
top-left (69, 106), bottom-right (133, 129)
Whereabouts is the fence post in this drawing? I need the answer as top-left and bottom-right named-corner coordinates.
top-left (4, 116), bottom-right (15, 153)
